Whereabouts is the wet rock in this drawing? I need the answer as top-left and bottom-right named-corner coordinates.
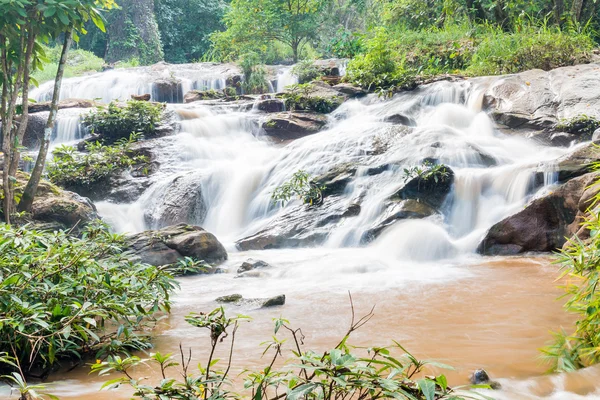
top-left (470, 369), bottom-right (501, 389)
top-left (235, 270), bottom-right (270, 278)
top-left (216, 294), bottom-right (243, 303)
top-left (131, 94), bottom-right (151, 101)
top-left (384, 113), bottom-right (417, 127)
top-left (261, 112), bottom-right (327, 142)
top-left (22, 112), bottom-right (49, 149)
top-left (478, 172), bottom-right (600, 255)
top-left (262, 294), bottom-right (286, 308)
top-left (553, 142), bottom-right (600, 182)
top-left (362, 200), bottom-right (437, 243)
top-left (391, 166), bottom-right (455, 209)
top-left (126, 223), bottom-right (227, 266)
top-left (480, 64), bottom-right (600, 138)
top-left (315, 163), bottom-right (358, 197)
top-left (29, 98), bottom-right (102, 114)
top-left (332, 83), bottom-right (367, 98)
top-left (184, 89), bottom-right (225, 103)
top-left (152, 78), bottom-right (183, 103)
top-left (238, 258), bottom-right (271, 273)
top-left (256, 99), bottom-right (286, 113)
top-left (236, 196), bottom-right (360, 250)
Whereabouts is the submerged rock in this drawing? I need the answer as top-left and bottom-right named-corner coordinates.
top-left (262, 295), bottom-right (286, 308)
top-left (261, 112), bottom-right (327, 142)
top-left (362, 200), bottom-right (437, 243)
top-left (478, 172), bottom-right (600, 255)
top-left (214, 294), bottom-right (285, 308)
top-left (470, 369), bottom-right (501, 389)
top-left (216, 294), bottom-right (243, 303)
top-left (126, 224), bottom-right (227, 266)
top-left (237, 258), bottom-right (272, 273)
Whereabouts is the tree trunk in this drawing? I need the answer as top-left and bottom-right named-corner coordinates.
top-left (292, 41), bottom-right (299, 63)
top-left (571, 0), bottom-right (585, 21)
top-left (554, 0), bottom-right (564, 24)
top-left (493, 0), bottom-right (510, 30)
top-left (10, 26), bottom-right (36, 177)
top-left (19, 29), bottom-right (73, 213)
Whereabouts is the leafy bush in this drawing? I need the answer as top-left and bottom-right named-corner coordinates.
top-left (555, 115), bottom-right (600, 138)
top-left (291, 60), bottom-right (323, 84)
top-left (281, 83), bottom-right (342, 113)
top-left (47, 134), bottom-right (148, 189)
top-left (0, 221), bottom-right (177, 375)
top-left (82, 100), bottom-right (164, 143)
top-left (403, 161), bottom-right (451, 184)
top-left (239, 52), bottom-right (270, 94)
top-left (94, 302), bottom-right (485, 399)
top-left (543, 171), bottom-right (600, 371)
top-left (272, 170), bottom-right (325, 206)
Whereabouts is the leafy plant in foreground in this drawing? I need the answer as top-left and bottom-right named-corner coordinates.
top-left (0, 220), bottom-right (178, 376)
top-left (403, 161), bottom-right (451, 185)
top-left (272, 170), bottom-right (325, 206)
top-left (94, 296), bottom-right (489, 399)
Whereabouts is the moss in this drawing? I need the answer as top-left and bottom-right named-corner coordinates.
top-left (556, 115), bottom-right (600, 137)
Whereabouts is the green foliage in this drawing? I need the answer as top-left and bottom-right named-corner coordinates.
top-left (291, 60), bottom-right (324, 84)
top-left (272, 170), bottom-right (325, 206)
top-left (155, 0), bottom-right (227, 63)
top-left (95, 304), bottom-right (486, 399)
top-left (543, 173), bottom-right (600, 371)
top-left (32, 45), bottom-right (104, 84)
top-left (403, 161), bottom-right (451, 184)
top-left (239, 52), bottom-right (270, 94)
top-left (0, 220), bottom-right (177, 374)
top-left (281, 83), bottom-right (342, 113)
top-left (82, 100), bottom-right (164, 142)
top-left (555, 114), bottom-right (600, 138)
top-left (46, 134), bottom-right (148, 189)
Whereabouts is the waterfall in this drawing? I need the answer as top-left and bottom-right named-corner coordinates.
top-left (276, 67), bottom-right (298, 92)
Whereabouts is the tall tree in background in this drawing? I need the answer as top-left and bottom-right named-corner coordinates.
top-left (105, 0), bottom-right (163, 64)
top-left (212, 0), bottom-right (328, 62)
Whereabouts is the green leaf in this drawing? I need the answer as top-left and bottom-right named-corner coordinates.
top-left (288, 383), bottom-right (318, 400)
top-left (417, 378), bottom-right (435, 400)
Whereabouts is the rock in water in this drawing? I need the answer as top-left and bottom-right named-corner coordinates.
top-left (237, 259), bottom-right (272, 273)
top-left (216, 294), bottom-right (243, 303)
top-left (126, 224), bottom-right (227, 266)
top-left (391, 166), bottom-right (455, 209)
top-left (261, 112), bottom-right (327, 142)
top-left (261, 295), bottom-right (286, 308)
top-left (478, 172), bottom-right (600, 255)
top-left (470, 369), bottom-right (501, 389)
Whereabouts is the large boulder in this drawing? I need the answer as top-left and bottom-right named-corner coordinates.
top-left (362, 200), bottom-right (438, 243)
top-left (261, 112), bottom-right (327, 142)
top-left (236, 196), bottom-right (360, 250)
top-left (126, 224), bottom-right (227, 266)
top-left (477, 172), bottom-right (600, 255)
top-left (390, 166), bottom-right (455, 209)
top-left (480, 63), bottom-right (600, 140)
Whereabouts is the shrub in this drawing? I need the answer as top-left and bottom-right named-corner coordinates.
top-left (239, 52), bottom-right (270, 94)
top-left (0, 221), bottom-right (178, 375)
top-left (94, 301), bottom-right (484, 399)
top-left (82, 100), bottom-right (164, 143)
top-left (272, 170), bottom-right (325, 206)
top-left (47, 133), bottom-right (148, 189)
top-left (555, 115), bottom-right (600, 138)
top-left (403, 161), bottom-right (451, 184)
top-left (281, 83), bottom-right (342, 113)
top-left (543, 170), bottom-right (600, 371)
top-left (291, 60), bottom-right (323, 84)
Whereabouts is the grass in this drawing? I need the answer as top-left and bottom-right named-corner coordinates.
top-left (32, 46), bottom-right (105, 84)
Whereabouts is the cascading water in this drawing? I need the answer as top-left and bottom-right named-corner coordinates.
top-left (27, 67), bottom-right (600, 400)
top-left (276, 67), bottom-right (298, 92)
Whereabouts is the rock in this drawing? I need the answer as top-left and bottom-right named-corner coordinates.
top-left (384, 113), bottom-right (417, 127)
top-left (362, 200), bottom-right (437, 243)
top-left (152, 78), bottom-right (183, 103)
top-left (131, 94), bottom-right (151, 101)
top-left (261, 112), bottom-right (327, 142)
top-left (256, 99), bottom-right (286, 113)
top-left (184, 89), bottom-right (224, 103)
top-left (126, 224), bottom-right (227, 266)
top-left (28, 98), bottom-right (101, 114)
top-left (235, 270), bottom-right (269, 278)
top-left (236, 196), bottom-right (360, 250)
top-left (22, 112), bottom-right (49, 149)
top-left (480, 64), bottom-right (600, 137)
top-left (391, 166), bottom-right (455, 209)
top-left (477, 172), bottom-right (600, 255)
top-left (261, 295), bottom-right (286, 308)
top-left (470, 369), bottom-right (501, 389)
top-left (551, 142), bottom-right (600, 182)
top-left (279, 81), bottom-right (345, 113)
top-left (332, 83), bottom-right (367, 98)
top-left (238, 258), bottom-right (271, 273)
top-left (216, 294), bottom-right (243, 303)
top-left (315, 163), bottom-right (358, 197)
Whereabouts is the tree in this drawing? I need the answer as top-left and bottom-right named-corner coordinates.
top-left (155, 0), bottom-right (227, 63)
top-left (12, 0), bottom-right (116, 215)
top-left (212, 0), bottom-right (328, 62)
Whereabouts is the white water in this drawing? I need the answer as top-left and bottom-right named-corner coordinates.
top-left (276, 67), bottom-right (298, 92)
top-left (30, 67), bottom-right (599, 399)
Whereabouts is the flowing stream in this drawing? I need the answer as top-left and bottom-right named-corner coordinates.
top-left (11, 67), bottom-right (600, 399)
